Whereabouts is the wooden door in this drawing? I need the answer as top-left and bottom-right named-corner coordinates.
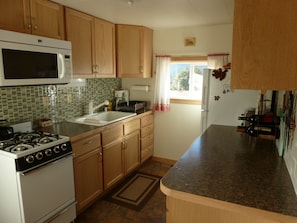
top-left (65, 8), bottom-right (94, 77)
top-left (103, 138), bottom-right (124, 190)
top-left (0, 0), bottom-right (31, 34)
top-left (116, 24), bottom-right (142, 77)
top-left (142, 27), bottom-right (153, 78)
top-left (124, 130), bottom-right (140, 174)
top-left (74, 148), bottom-right (103, 214)
top-left (30, 0), bottom-right (64, 39)
top-left (93, 18), bottom-right (116, 77)
top-left (231, 0), bottom-right (297, 91)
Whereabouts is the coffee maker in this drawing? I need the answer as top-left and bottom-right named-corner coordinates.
top-left (114, 89), bottom-right (146, 114)
top-left (114, 90), bottom-right (129, 109)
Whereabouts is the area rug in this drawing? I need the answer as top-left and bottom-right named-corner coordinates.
top-left (104, 172), bottom-right (161, 211)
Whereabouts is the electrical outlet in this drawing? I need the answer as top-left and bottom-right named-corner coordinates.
top-left (67, 94), bottom-right (72, 103)
top-left (42, 97), bottom-right (49, 107)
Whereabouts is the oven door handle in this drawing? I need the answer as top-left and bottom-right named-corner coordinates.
top-left (20, 153), bottom-right (73, 176)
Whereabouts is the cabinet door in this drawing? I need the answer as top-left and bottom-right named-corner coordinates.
top-left (74, 148), bottom-right (103, 214)
top-left (124, 130), bottom-right (140, 174)
top-left (30, 0), bottom-right (65, 39)
top-left (93, 18), bottom-right (116, 77)
top-left (142, 27), bottom-right (153, 78)
top-left (65, 8), bottom-right (94, 78)
top-left (116, 24), bottom-right (142, 78)
top-left (231, 0), bottom-right (297, 91)
top-left (0, 0), bottom-right (31, 34)
top-left (103, 138), bottom-right (124, 190)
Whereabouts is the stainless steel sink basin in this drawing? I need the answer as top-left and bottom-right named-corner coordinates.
top-left (69, 111), bottom-right (136, 126)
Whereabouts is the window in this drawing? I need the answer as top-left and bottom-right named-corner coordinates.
top-left (170, 57), bottom-right (207, 104)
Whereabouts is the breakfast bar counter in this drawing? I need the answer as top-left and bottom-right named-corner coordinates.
top-left (160, 125), bottom-right (297, 223)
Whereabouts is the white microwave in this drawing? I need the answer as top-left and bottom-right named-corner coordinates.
top-left (0, 29), bottom-right (72, 87)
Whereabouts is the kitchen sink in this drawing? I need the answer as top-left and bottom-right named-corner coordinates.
top-left (69, 111), bottom-right (136, 126)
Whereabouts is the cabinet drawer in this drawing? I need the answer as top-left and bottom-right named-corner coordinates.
top-left (141, 145), bottom-right (153, 163)
top-left (102, 124), bottom-right (123, 146)
top-left (72, 134), bottom-right (101, 158)
top-left (141, 135), bottom-right (154, 149)
top-left (124, 118), bottom-right (140, 135)
top-left (141, 124), bottom-right (153, 138)
top-left (141, 114), bottom-right (153, 127)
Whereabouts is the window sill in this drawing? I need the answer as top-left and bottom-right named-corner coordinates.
top-left (170, 99), bottom-right (201, 105)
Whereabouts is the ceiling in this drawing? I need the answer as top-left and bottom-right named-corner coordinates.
top-left (52, 0), bottom-right (234, 29)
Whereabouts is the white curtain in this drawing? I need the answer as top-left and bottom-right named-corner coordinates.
top-left (207, 54), bottom-right (229, 69)
top-left (153, 55), bottom-right (171, 112)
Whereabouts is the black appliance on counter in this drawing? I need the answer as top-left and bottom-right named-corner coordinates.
top-left (116, 100), bottom-right (147, 114)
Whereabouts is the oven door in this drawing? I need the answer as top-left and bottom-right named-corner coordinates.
top-left (16, 155), bottom-right (76, 223)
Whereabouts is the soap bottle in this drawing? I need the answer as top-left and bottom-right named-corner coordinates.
top-left (107, 101), bottom-right (113, 111)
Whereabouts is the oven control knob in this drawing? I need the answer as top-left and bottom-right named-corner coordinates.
top-left (61, 143), bottom-right (68, 151)
top-left (26, 155), bottom-right (34, 164)
top-left (45, 148), bottom-right (52, 156)
top-left (35, 152), bottom-right (43, 160)
top-left (53, 145), bottom-right (60, 153)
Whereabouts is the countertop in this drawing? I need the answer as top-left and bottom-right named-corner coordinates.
top-left (161, 125), bottom-right (297, 218)
top-left (39, 111), bottom-right (153, 142)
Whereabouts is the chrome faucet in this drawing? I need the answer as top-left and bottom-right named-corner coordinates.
top-left (89, 100), bottom-right (109, 115)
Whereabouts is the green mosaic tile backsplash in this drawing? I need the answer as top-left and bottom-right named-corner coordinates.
top-left (0, 78), bottom-right (121, 126)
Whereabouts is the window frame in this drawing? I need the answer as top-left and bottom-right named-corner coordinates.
top-left (170, 56), bottom-right (207, 105)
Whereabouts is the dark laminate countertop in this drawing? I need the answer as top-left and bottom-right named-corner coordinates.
top-left (161, 125), bottom-right (297, 218)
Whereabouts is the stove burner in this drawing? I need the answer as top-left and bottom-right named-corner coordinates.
top-left (0, 140), bottom-right (14, 149)
top-left (0, 131), bottom-right (62, 154)
top-left (20, 133), bottom-right (40, 142)
top-left (38, 136), bottom-right (57, 144)
top-left (9, 144), bottom-right (33, 153)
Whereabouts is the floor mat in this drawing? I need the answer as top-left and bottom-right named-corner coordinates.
top-left (104, 172), bottom-right (161, 211)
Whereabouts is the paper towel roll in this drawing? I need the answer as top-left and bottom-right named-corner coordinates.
top-left (130, 85), bottom-right (150, 92)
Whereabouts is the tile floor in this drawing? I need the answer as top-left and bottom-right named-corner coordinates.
top-left (75, 159), bottom-right (172, 223)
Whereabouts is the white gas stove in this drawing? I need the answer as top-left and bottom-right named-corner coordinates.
top-left (0, 121), bottom-right (76, 223)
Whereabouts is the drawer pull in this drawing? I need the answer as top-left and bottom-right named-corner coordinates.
top-left (84, 140), bottom-right (92, 145)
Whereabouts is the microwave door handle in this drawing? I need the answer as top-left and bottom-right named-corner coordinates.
top-left (58, 53), bottom-right (65, 78)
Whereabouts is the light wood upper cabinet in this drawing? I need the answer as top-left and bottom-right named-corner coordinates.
top-left (231, 0), bottom-right (297, 92)
top-left (93, 18), bottom-right (116, 78)
top-left (65, 8), bottom-right (116, 78)
top-left (65, 8), bottom-right (93, 78)
top-left (0, 0), bottom-right (65, 39)
top-left (116, 24), bottom-right (153, 78)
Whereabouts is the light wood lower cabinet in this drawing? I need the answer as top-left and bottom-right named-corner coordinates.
top-left (102, 118), bottom-right (141, 190)
top-left (140, 113), bottom-right (154, 162)
top-left (71, 114), bottom-right (150, 213)
top-left (72, 132), bottom-right (103, 214)
top-left (102, 137), bottom-right (124, 189)
top-left (124, 130), bottom-right (140, 174)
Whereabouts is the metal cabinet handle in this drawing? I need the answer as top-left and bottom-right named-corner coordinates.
top-left (31, 17), bottom-right (37, 30)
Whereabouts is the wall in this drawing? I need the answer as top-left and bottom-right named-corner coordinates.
top-left (122, 23), bottom-right (234, 160)
top-left (0, 78), bottom-right (121, 126)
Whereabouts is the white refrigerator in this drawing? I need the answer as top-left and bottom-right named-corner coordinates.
top-left (201, 69), bottom-right (259, 132)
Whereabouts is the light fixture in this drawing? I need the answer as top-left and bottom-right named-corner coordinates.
top-left (128, 0), bottom-right (134, 7)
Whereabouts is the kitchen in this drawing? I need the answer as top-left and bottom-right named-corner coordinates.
top-left (0, 0), bottom-right (297, 223)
